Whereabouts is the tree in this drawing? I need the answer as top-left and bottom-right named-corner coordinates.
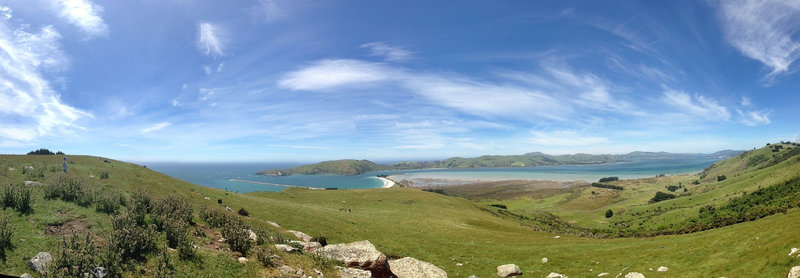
top-left (605, 209), bottom-right (614, 218)
top-left (27, 148), bottom-right (55, 155)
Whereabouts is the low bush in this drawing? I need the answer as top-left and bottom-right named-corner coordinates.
top-left (45, 173), bottom-right (93, 207)
top-left (51, 233), bottom-right (96, 277)
top-left (0, 211), bottom-right (14, 261)
top-left (163, 217), bottom-right (189, 249)
top-left (110, 213), bottom-right (158, 262)
top-left (598, 177), bottom-right (619, 182)
top-left (717, 175), bottom-right (727, 182)
top-left (95, 190), bottom-right (123, 214)
top-left (237, 207), bottom-right (249, 217)
top-left (254, 246), bottom-right (274, 267)
top-left (666, 185), bottom-right (680, 192)
top-left (649, 192), bottom-right (676, 203)
top-left (311, 235), bottom-right (327, 247)
top-left (100, 171), bottom-right (110, 179)
top-left (605, 209), bottom-right (614, 218)
top-left (591, 183), bottom-right (624, 190)
top-left (155, 245), bottom-right (174, 278)
top-left (489, 204), bottom-right (508, 209)
top-left (199, 206), bottom-right (235, 228)
top-left (152, 195), bottom-right (193, 230)
top-left (1, 185), bottom-right (33, 215)
top-left (221, 217), bottom-right (251, 256)
top-left (2, 184), bottom-right (15, 209)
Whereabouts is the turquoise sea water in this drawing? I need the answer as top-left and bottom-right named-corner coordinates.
top-left (147, 157), bottom-right (720, 193)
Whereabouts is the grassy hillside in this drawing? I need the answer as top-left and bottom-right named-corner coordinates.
top-left (1, 144), bottom-right (799, 277)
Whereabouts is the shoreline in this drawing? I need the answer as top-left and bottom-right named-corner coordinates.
top-left (377, 177), bottom-right (396, 188)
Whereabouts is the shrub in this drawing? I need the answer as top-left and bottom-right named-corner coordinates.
top-left (100, 171), bottom-right (110, 179)
top-left (717, 175), bottom-right (727, 182)
top-left (128, 189), bottom-right (152, 225)
top-left (666, 185), bottom-right (680, 192)
top-left (95, 190), bottom-right (123, 214)
top-left (237, 207), bottom-right (249, 217)
top-left (199, 206), bottom-right (234, 228)
top-left (27, 148), bottom-right (55, 155)
top-left (2, 184), bottom-right (15, 209)
top-left (311, 235), bottom-right (328, 247)
top-left (177, 235), bottom-right (196, 261)
top-left (151, 195), bottom-right (193, 230)
top-left (155, 245), bottom-right (174, 278)
top-left (489, 204), bottom-right (507, 209)
top-left (45, 174), bottom-right (93, 207)
top-left (15, 185), bottom-right (33, 215)
top-left (605, 209), bottom-right (613, 218)
top-left (254, 246), bottom-right (274, 267)
top-left (649, 192), bottom-right (676, 203)
top-left (163, 217), bottom-right (189, 249)
top-left (221, 217), bottom-right (251, 256)
top-left (310, 252), bottom-right (341, 269)
top-left (51, 233), bottom-right (96, 277)
top-left (598, 177), bottom-right (619, 182)
top-left (0, 211), bottom-right (14, 261)
top-left (110, 213), bottom-right (157, 261)
top-left (591, 183), bottom-right (624, 190)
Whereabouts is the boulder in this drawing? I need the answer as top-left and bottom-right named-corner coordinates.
top-left (20, 274), bottom-right (33, 278)
top-left (336, 266), bottom-right (371, 278)
top-left (301, 241), bottom-right (322, 252)
top-left (268, 221), bottom-right (281, 229)
top-left (624, 272), bottom-right (645, 278)
top-left (388, 257), bottom-right (448, 278)
top-left (91, 266), bottom-right (108, 278)
top-left (28, 252), bottom-right (53, 273)
top-left (248, 229), bottom-right (258, 241)
top-left (790, 248), bottom-right (799, 257)
top-left (238, 257), bottom-right (248, 264)
top-left (656, 266), bottom-right (668, 272)
top-left (23, 181), bottom-right (42, 186)
top-left (315, 240), bottom-right (390, 277)
top-left (496, 264), bottom-right (522, 277)
top-left (597, 273), bottom-right (609, 277)
top-left (789, 266), bottom-right (800, 278)
top-left (287, 230), bottom-right (313, 242)
top-left (274, 244), bottom-right (300, 253)
top-left (546, 272), bottom-right (568, 278)
top-left (225, 206), bottom-right (233, 212)
top-left (542, 257), bottom-right (548, 264)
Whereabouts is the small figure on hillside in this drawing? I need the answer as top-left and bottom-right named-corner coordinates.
top-left (62, 156), bottom-right (68, 173)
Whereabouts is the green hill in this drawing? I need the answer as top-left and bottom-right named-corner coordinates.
top-left (1, 143), bottom-right (799, 277)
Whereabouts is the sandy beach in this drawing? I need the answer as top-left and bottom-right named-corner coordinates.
top-left (377, 177), bottom-right (396, 188)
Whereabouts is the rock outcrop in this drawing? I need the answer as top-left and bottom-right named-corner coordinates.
top-left (790, 248), bottom-right (799, 257)
top-left (546, 272), bottom-right (568, 278)
top-left (247, 229), bottom-right (258, 241)
top-left (388, 257), bottom-right (448, 278)
top-left (624, 272), bottom-right (645, 278)
top-left (496, 264), bottom-right (522, 277)
top-left (542, 257), bottom-right (548, 264)
top-left (288, 230), bottom-right (313, 242)
top-left (789, 266), bottom-right (800, 278)
top-left (23, 181), bottom-right (42, 186)
top-left (656, 266), bottom-right (668, 272)
top-left (275, 244), bottom-right (300, 253)
top-left (315, 240), bottom-right (390, 277)
top-left (28, 252), bottom-right (52, 273)
top-left (336, 266), bottom-right (372, 278)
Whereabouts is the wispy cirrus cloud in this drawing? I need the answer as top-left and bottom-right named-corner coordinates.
top-left (0, 23), bottom-right (91, 144)
top-left (530, 129), bottom-right (609, 146)
top-left (278, 59), bottom-right (397, 91)
top-left (141, 122), bottom-right (171, 133)
top-left (737, 109), bottom-right (771, 126)
top-left (197, 22), bottom-right (224, 56)
top-left (50, 0), bottom-right (108, 37)
top-left (661, 89), bottom-right (731, 122)
top-left (361, 42), bottom-right (414, 62)
top-left (717, 0), bottom-right (800, 81)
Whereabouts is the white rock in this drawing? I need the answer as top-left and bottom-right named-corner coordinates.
top-left (20, 274), bottom-right (33, 278)
top-left (225, 206), bottom-right (233, 212)
top-left (287, 230), bottom-right (313, 242)
top-left (238, 257), bottom-right (248, 264)
top-left (388, 257), bottom-right (449, 278)
top-left (547, 272), bottom-right (568, 278)
top-left (336, 266), bottom-right (371, 278)
top-left (247, 229), bottom-right (258, 241)
top-left (204, 197), bottom-right (210, 200)
top-left (553, 236), bottom-right (561, 239)
top-left (542, 257), bottom-right (548, 264)
top-left (624, 272), bottom-right (645, 278)
top-left (657, 266), bottom-right (668, 272)
top-left (597, 273), bottom-right (609, 277)
top-left (496, 264), bottom-right (522, 277)
top-left (315, 240), bottom-right (390, 277)
top-left (268, 221), bottom-right (281, 229)
top-left (28, 252), bottom-right (53, 273)
top-left (23, 181), bottom-right (42, 186)
top-left (790, 248), bottom-right (799, 257)
top-left (274, 244), bottom-right (299, 253)
top-left (789, 266), bottom-right (800, 278)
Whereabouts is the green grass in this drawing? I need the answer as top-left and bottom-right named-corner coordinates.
top-left (1, 145), bottom-right (800, 277)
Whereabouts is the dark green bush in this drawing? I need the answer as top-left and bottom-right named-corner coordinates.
top-left (15, 185), bottom-right (33, 215)
top-left (666, 185), bottom-right (680, 192)
top-left (717, 175), bottom-right (727, 182)
top-left (311, 235), bottom-right (328, 247)
top-left (2, 184), bottom-right (15, 209)
top-left (199, 206), bottom-right (234, 228)
top-left (95, 190), bottom-right (123, 214)
top-left (45, 174), bottom-right (93, 207)
top-left (163, 217), bottom-right (189, 249)
top-left (254, 246), bottom-right (274, 267)
top-left (237, 207), bottom-right (249, 217)
top-left (605, 209), bottom-right (613, 218)
top-left (155, 245), bottom-right (174, 278)
top-left (221, 217), bottom-right (251, 256)
top-left (592, 183), bottom-right (624, 190)
top-left (100, 171), bottom-right (109, 179)
top-left (110, 213), bottom-right (157, 261)
top-left (51, 233), bottom-right (96, 277)
top-left (649, 192), bottom-right (676, 203)
top-left (151, 195), bottom-right (193, 230)
top-left (598, 177), bottom-right (619, 182)
top-left (489, 204), bottom-right (507, 209)
top-left (0, 211), bottom-right (14, 261)
top-left (27, 148), bottom-right (55, 155)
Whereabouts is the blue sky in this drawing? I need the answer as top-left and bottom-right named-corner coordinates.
top-left (1, 0), bottom-right (799, 162)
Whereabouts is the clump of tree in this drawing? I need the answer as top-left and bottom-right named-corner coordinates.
top-left (666, 185), bottom-right (680, 192)
top-left (605, 209), bottom-right (614, 218)
top-left (717, 175), bottom-right (727, 182)
top-left (27, 148), bottom-right (55, 155)
top-left (598, 177), bottom-right (619, 182)
top-left (694, 177), bottom-right (800, 230)
top-left (591, 183), bottom-right (624, 190)
top-left (649, 192), bottom-right (676, 203)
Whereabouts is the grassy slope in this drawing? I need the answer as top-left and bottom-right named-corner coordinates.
top-left (2, 147), bottom-right (799, 277)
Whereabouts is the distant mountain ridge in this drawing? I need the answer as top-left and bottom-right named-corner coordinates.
top-left (257, 150), bottom-right (745, 176)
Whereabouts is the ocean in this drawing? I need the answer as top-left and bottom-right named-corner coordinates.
top-left (146, 157), bottom-right (720, 193)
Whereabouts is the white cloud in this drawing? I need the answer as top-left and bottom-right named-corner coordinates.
top-left (251, 0), bottom-right (291, 23)
top-left (661, 89), bottom-right (730, 121)
top-left (51, 0), bottom-right (108, 37)
top-left (718, 0), bottom-right (800, 80)
top-left (740, 96), bottom-right (752, 106)
top-left (361, 42), bottom-right (413, 62)
top-left (278, 59), bottom-right (396, 91)
top-left (1, 5), bottom-right (12, 20)
top-left (171, 100), bottom-right (180, 107)
top-left (203, 65), bottom-right (211, 75)
top-left (141, 122), bottom-right (171, 133)
top-left (737, 109), bottom-right (771, 126)
top-left (0, 23), bottom-right (91, 143)
top-left (197, 22), bottom-right (224, 56)
top-left (217, 62), bottom-right (224, 72)
top-left (530, 130), bottom-right (609, 146)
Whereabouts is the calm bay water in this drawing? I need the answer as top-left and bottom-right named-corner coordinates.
top-left (147, 157), bottom-right (720, 193)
